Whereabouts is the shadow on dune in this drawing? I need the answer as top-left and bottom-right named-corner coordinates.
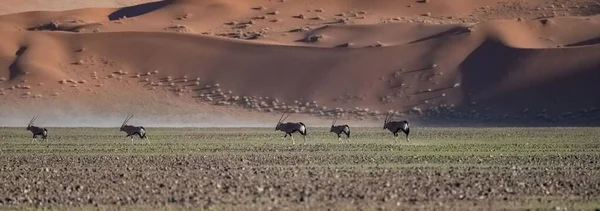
top-left (566, 36), bottom-right (600, 47)
top-left (108, 0), bottom-right (174, 21)
top-left (458, 39), bottom-right (530, 104)
top-left (8, 47), bottom-right (27, 80)
top-left (455, 38), bottom-right (600, 126)
top-left (467, 64), bottom-right (600, 127)
top-left (407, 27), bottom-right (470, 44)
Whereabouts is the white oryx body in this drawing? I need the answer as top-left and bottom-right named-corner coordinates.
top-left (275, 112), bottom-right (307, 144)
top-left (26, 116), bottom-right (47, 142)
top-left (120, 115), bottom-right (148, 143)
top-left (383, 111), bottom-right (410, 141)
top-left (330, 117), bottom-right (350, 142)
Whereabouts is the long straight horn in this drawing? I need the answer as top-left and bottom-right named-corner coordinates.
top-left (122, 115), bottom-right (131, 126)
top-left (126, 114), bottom-right (134, 125)
top-left (332, 116), bottom-right (338, 125)
top-left (29, 116), bottom-right (36, 125)
top-left (385, 110), bottom-right (395, 123)
top-left (281, 112), bottom-right (292, 122)
top-left (278, 112), bottom-right (286, 123)
top-left (384, 111), bottom-right (390, 123)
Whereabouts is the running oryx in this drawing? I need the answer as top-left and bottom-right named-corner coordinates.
top-left (120, 114), bottom-right (148, 143)
top-left (275, 111), bottom-right (307, 144)
top-left (26, 116), bottom-right (48, 142)
top-left (383, 110), bottom-right (410, 141)
top-left (330, 116), bottom-right (350, 142)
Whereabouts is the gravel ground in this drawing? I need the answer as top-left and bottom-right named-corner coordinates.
top-left (0, 127), bottom-right (599, 210)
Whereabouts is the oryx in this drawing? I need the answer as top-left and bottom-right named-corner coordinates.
top-left (383, 110), bottom-right (410, 141)
top-left (120, 114), bottom-right (148, 143)
top-left (330, 116), bottom-right (350, 142)
top-left (275, 111), bottom-right (307, 144)
top-left (26, 116), bottom-right (48, 142)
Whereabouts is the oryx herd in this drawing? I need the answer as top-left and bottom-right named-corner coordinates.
top-left (272, 110), bottom-right (410, 144)
top-left (25, 115), bottom-right (149, 143)
top-left (22, 111), bottom-right (411, 144)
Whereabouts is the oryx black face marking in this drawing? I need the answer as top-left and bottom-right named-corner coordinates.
top-left (275, 111), bottom-right (307, 144)
top-left (383, 110), bottom-right (410, 141)
top-left (26, 116), bottom-right (47, 142)
top-left (120, 114), bottom-right (148, 144)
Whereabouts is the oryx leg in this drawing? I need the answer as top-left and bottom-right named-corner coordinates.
top-left (337, 133), bottom-right (341, 142)
top-left (138, 133), bottom-right (148, 144)
top-left (127, 134), bottom-right (135, 144)
top-left (138, 133), bottom-right (149, 144)
top-left (297, 130), bottom-right (306, 144)
top-left (290, 134), bottom-right (295, 145)
top-left (42, 131), bottom-right (48, 142)
top-left (343, 131), bottom-right (350, 142)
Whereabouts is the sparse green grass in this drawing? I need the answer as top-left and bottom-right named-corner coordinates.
top-left (1, 127), bottom-right (600, 210)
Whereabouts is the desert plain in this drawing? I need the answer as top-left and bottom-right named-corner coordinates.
top-left (1, 0), bottom-right (600, 210)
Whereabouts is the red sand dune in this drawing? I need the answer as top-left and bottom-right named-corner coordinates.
top-left (0, 0), bottom-right (599, 127)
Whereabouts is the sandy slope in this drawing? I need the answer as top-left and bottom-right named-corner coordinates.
top-left (0, 0), bottom-right (600, 127)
